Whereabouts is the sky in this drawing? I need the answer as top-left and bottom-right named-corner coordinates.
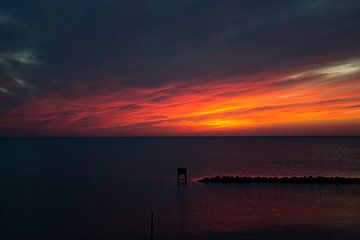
top-left (0, 0), bottom-right (360, 137)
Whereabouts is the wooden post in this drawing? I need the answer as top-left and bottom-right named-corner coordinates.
top-left (177, 168), bottom-right (187, 184)
top-left (151, 211), bottom-right (154, 240)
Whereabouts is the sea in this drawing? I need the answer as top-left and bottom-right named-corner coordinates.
top-left (1, 137), bottom-right (359, 240)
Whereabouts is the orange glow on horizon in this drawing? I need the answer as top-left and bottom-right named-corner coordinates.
top-left (1, 59), bottom-right (360, 136)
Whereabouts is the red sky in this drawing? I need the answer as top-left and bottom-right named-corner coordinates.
top-left (1, 59), bottom-right (359, 136)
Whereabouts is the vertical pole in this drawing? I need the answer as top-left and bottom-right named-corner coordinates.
top-left (151, 211), bottom-right (154, 240)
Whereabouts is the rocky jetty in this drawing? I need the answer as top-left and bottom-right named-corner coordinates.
top-left (198, 176), bottom-right (360, 184)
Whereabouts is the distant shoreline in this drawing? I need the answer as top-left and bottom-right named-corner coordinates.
top-left (1, 135), bottom-right (360, 139)
top-left (198, 176), bottom-right (360, 184)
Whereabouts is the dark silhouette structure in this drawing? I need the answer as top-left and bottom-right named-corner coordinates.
top-left (150, 211), bottom-right (154, 240)
top-left (198, 176), bottom-right (360, 184)
top-left (177, 168), bottom-right (187, 184)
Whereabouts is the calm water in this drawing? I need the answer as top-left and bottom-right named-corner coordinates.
top-left (1, 137), bottom-right (360, 239)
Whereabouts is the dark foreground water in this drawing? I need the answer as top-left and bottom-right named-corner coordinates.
top-left (1, 137), bottom-right (360, 240)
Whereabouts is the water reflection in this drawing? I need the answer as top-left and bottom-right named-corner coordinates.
top-left (176, 185), bottom-right (189, 235)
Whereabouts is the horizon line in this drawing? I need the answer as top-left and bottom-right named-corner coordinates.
top-left (1, 135), bottom-right (360, 139)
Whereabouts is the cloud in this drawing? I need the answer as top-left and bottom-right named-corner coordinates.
top-left (0, 11), bottom-right (13, 24)
top-left (0, 50), bottom-right (40, 102)
top-left (316, 59), bottom-right (360, 77)
top-left (4, 50), bottom-right (41, 65)
top-left (0, 0), bottom-right (360, 136)
top-left (0, 86), bottom-right (11, 95)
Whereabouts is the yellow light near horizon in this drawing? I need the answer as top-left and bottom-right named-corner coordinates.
top-left (200, 119), bottom-right (251, 128)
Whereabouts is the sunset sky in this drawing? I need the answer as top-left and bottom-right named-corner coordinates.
top-left (1, 0), bottom-right (360, 136)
